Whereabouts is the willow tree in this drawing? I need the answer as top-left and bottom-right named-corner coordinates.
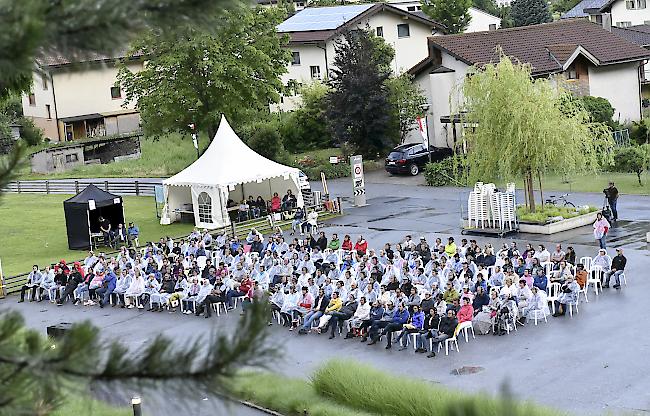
top-left (459, 53), bottom-right (612, 211)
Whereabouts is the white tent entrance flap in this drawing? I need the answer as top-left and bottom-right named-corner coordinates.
top-left (160, 115), bottom-right (303, 229)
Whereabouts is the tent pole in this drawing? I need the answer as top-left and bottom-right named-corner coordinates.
top-left (87, 209), bottom-right (91, 250)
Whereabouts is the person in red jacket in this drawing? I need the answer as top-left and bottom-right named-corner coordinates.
top-left (354, 235), bottom-right (368, 255)
top-left (226, 275), bottom-right (252, 310)
top-left (457, 297), bottom-right (474, 323)
top-left (341, 234), bottom-right (353, 251)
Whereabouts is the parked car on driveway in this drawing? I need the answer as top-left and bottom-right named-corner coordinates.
top-left (384, 144), bottom-right (452, 176)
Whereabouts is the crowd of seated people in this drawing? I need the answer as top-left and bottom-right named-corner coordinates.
top-left (19, 228), bottom-right (628, 359)
top-left (226, 190), bottom-right (300, 223)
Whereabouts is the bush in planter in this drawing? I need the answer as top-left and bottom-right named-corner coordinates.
top-left (517, 205), bottom-right (597, 224)
top-left (424, 155), bottom-right (467, 186)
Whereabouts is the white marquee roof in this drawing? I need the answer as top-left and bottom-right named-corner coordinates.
top-left (164, 115), bottom-right (299, 188)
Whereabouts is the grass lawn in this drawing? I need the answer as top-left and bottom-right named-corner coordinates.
top-left (52, 395), bottom-right (130, 416)
top-left (515, 171), bottom-right (650, 195)
top-left (0, 194), bottom-right (195, 277)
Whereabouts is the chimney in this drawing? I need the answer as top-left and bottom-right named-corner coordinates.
top-left (602, 13), bottom-right (612, 32)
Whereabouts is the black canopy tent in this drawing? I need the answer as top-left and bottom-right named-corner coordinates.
top-left (63, 184), bottom-right (125, 250)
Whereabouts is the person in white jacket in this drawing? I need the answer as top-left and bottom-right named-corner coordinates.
top-left (125, 270), bottom-right (145, 309)
top-left (347, 296), bottom-right (371, 333)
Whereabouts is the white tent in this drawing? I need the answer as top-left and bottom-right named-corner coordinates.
top-left (160, 115), bottom-right (304, 229)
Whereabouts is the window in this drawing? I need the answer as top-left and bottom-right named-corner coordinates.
top-left (639, 0), bottom-right (647, 8)
top-left (376, 26), bottom-right (384, 37)
top-left (197, 192), bottom-right (213, 224)
top-left (407, 5), bottom-right (416, 10)
top-left (617, 21), bottom-right (632, 27)
top-left (110, 86), bottom-right (122, 99)
top-left (45, 104), bottom-right (51, 119)
top-left (397, 23), bottom-right (410, 38)
top-left (626, 0), bottom-right (634, 8)
top-left (310, 65), bottom-right (321, 79)
top-left (567, 65), bottom-right (578, 80)
top-left (41, 74), bottom-right (48, 90)
top-left (65, 153), bottom-right (79, 163)
top-left (416, 5), bottom-right (422, 10)
top-left (291, 51), bottom-right (301, 65)
top-left (489, 23), bottom-right (497, 30)
top-left (28, 93), bottom-right (36, 106)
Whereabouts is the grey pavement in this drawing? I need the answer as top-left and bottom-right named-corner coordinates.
top-left (4, 171), bottom-right (650, 415)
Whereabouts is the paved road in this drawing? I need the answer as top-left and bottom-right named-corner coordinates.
top-left (4, 171), bottom-right (650, 415)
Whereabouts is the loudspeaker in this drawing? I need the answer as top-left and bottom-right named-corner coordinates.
top-left (46, 322), bottom-right (73, 339)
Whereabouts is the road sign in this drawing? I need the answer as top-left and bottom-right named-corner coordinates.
top-left (350, 155), bottom-right (366, 206)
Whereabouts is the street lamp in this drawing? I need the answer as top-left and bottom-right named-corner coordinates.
top-left (131, 396), bottom-right (142, 416)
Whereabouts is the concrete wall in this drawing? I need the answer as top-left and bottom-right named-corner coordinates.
top-left (51, 62), bottom-right (142, 118)
top-left (610, 0), bottom-right (650, 26)
top-left (105, 113), bottom-right (141, 135)
top-left (31, 147), bottom-right (85, 174)
top-left (588, 61), bottom-right (642, 122)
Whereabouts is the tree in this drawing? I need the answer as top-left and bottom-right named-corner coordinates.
top-left (281, 82), bottom-right (333, 152)
top-left (243, 118), bottom-right (286, 161)
top-left (0, 1), bottom-right (274, 414)
top-left (473, 0), bottom-right (500, 16)
top-left (612, 145), bottom-right (650, 185)
top-left (510, 0), bottom-right (551, 26)
top-left (385, 74), bottom-right (428, 143)
top-left (459, 53), bottom-right (612, 211)
top-left (579, 96), bottom-right (616, 128)
top-left (326, 30), bottom-right (395, 158)
top-left (421, 0), bottom-right (472, 34)
top-left (0, 0), bottom-right (239, 193)
top-left (118, 6), bottom-right (290, 141)
top-left (551, 0), bottom-right (582, 13)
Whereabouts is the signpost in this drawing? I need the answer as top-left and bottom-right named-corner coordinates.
top-left (350, 155), bottom-right (366, 206)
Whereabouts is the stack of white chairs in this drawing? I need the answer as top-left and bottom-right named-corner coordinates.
top-left (467, 182), bottom-right (517, 231)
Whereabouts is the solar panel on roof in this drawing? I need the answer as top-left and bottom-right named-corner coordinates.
top-left (277, 4), bottom-right (374, 32)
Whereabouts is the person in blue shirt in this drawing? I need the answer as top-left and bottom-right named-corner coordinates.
top-left (368, 302), bottom-right (409, 349)
top-left (127, 222), bottom-right (140, 248)
top-left (396, 305), bottom-right (424, 350)
top-left (532, 268), bottom-right (548, 292)
top-left (97, 269), bottom-right (117, 308)
top-left (359, 301), bottom-right (385, 342)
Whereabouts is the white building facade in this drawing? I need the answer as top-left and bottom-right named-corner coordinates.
top-left (273, 3), bottom-right (444, 111)
top-left (408, 20), bottom-right (649, 148)
top-left (22, 57), bottom-right (142, 142)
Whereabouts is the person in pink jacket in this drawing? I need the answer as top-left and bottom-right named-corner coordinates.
top-left (457, 297), bottom-right (475, 323)
top-left (593, 212), bottom-right (610, 250)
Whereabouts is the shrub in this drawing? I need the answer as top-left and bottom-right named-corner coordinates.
top-left (281, 82), bottom-right (333, 153)
top-left (241, 119), bottom-right (285, 161)
top-left (610, 145), bottom-right (649, 185)
top-left (424, 154), bottom-right (467, 186)
top-left (312, 360), bottom-right (560, 416)
top-left (517, 205), bottom-right (597, 224)
top-left (18, 117), bottom-right (43, 146)
top-left (579, 96), bottom-right (616, 128)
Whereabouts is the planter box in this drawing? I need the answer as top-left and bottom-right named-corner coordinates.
top-left (519, 211), bottom-right (599, 235)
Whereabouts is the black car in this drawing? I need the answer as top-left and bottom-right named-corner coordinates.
top-left (384, 144), bottom-right (453, 176)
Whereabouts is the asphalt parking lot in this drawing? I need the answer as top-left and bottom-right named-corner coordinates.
top-left (5, 171), bottom-right (650, 415)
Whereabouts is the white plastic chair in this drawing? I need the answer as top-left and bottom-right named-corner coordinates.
top-left (621, 272), bottom-right (628, 286)
top-left (587, 265), bottom-right (603, 296)
top-left (579, 256), bottom-right (592, 271)
top-left (196, 255), bottom-right (207, 271)
top-left (567, 298), bottom-right (579, 317)
top-left (547, 282), bottom-right (561, 314)
top-left (458, 321), bottom-right (475, 342)
top-left (436, 326), bottom-right (461, 355)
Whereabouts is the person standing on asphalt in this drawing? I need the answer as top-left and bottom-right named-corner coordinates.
top-left (604, 182), bottom-right (619, 221)
top-left (593, 212), bottom-right (610, 250)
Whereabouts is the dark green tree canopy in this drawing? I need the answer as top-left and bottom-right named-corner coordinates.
top-left (510, 0), bottom-right (551, 26)
top-left (118, 6), bottom-right (289, 140)
top-left (421, 0), bottom-right (472, 34)
top-left (326, 29), bottom-right (395, 158)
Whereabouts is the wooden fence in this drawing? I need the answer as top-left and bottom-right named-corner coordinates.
top-left (3, 179), bottom-right (160, 196)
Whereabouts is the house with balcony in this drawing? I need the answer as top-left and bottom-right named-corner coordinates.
top-left (273, 3), bottom-right (444, 111)
top-left (21, 52), bottom-right (143, 142)
top-left (407, 19), bottom-right (650, 148)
